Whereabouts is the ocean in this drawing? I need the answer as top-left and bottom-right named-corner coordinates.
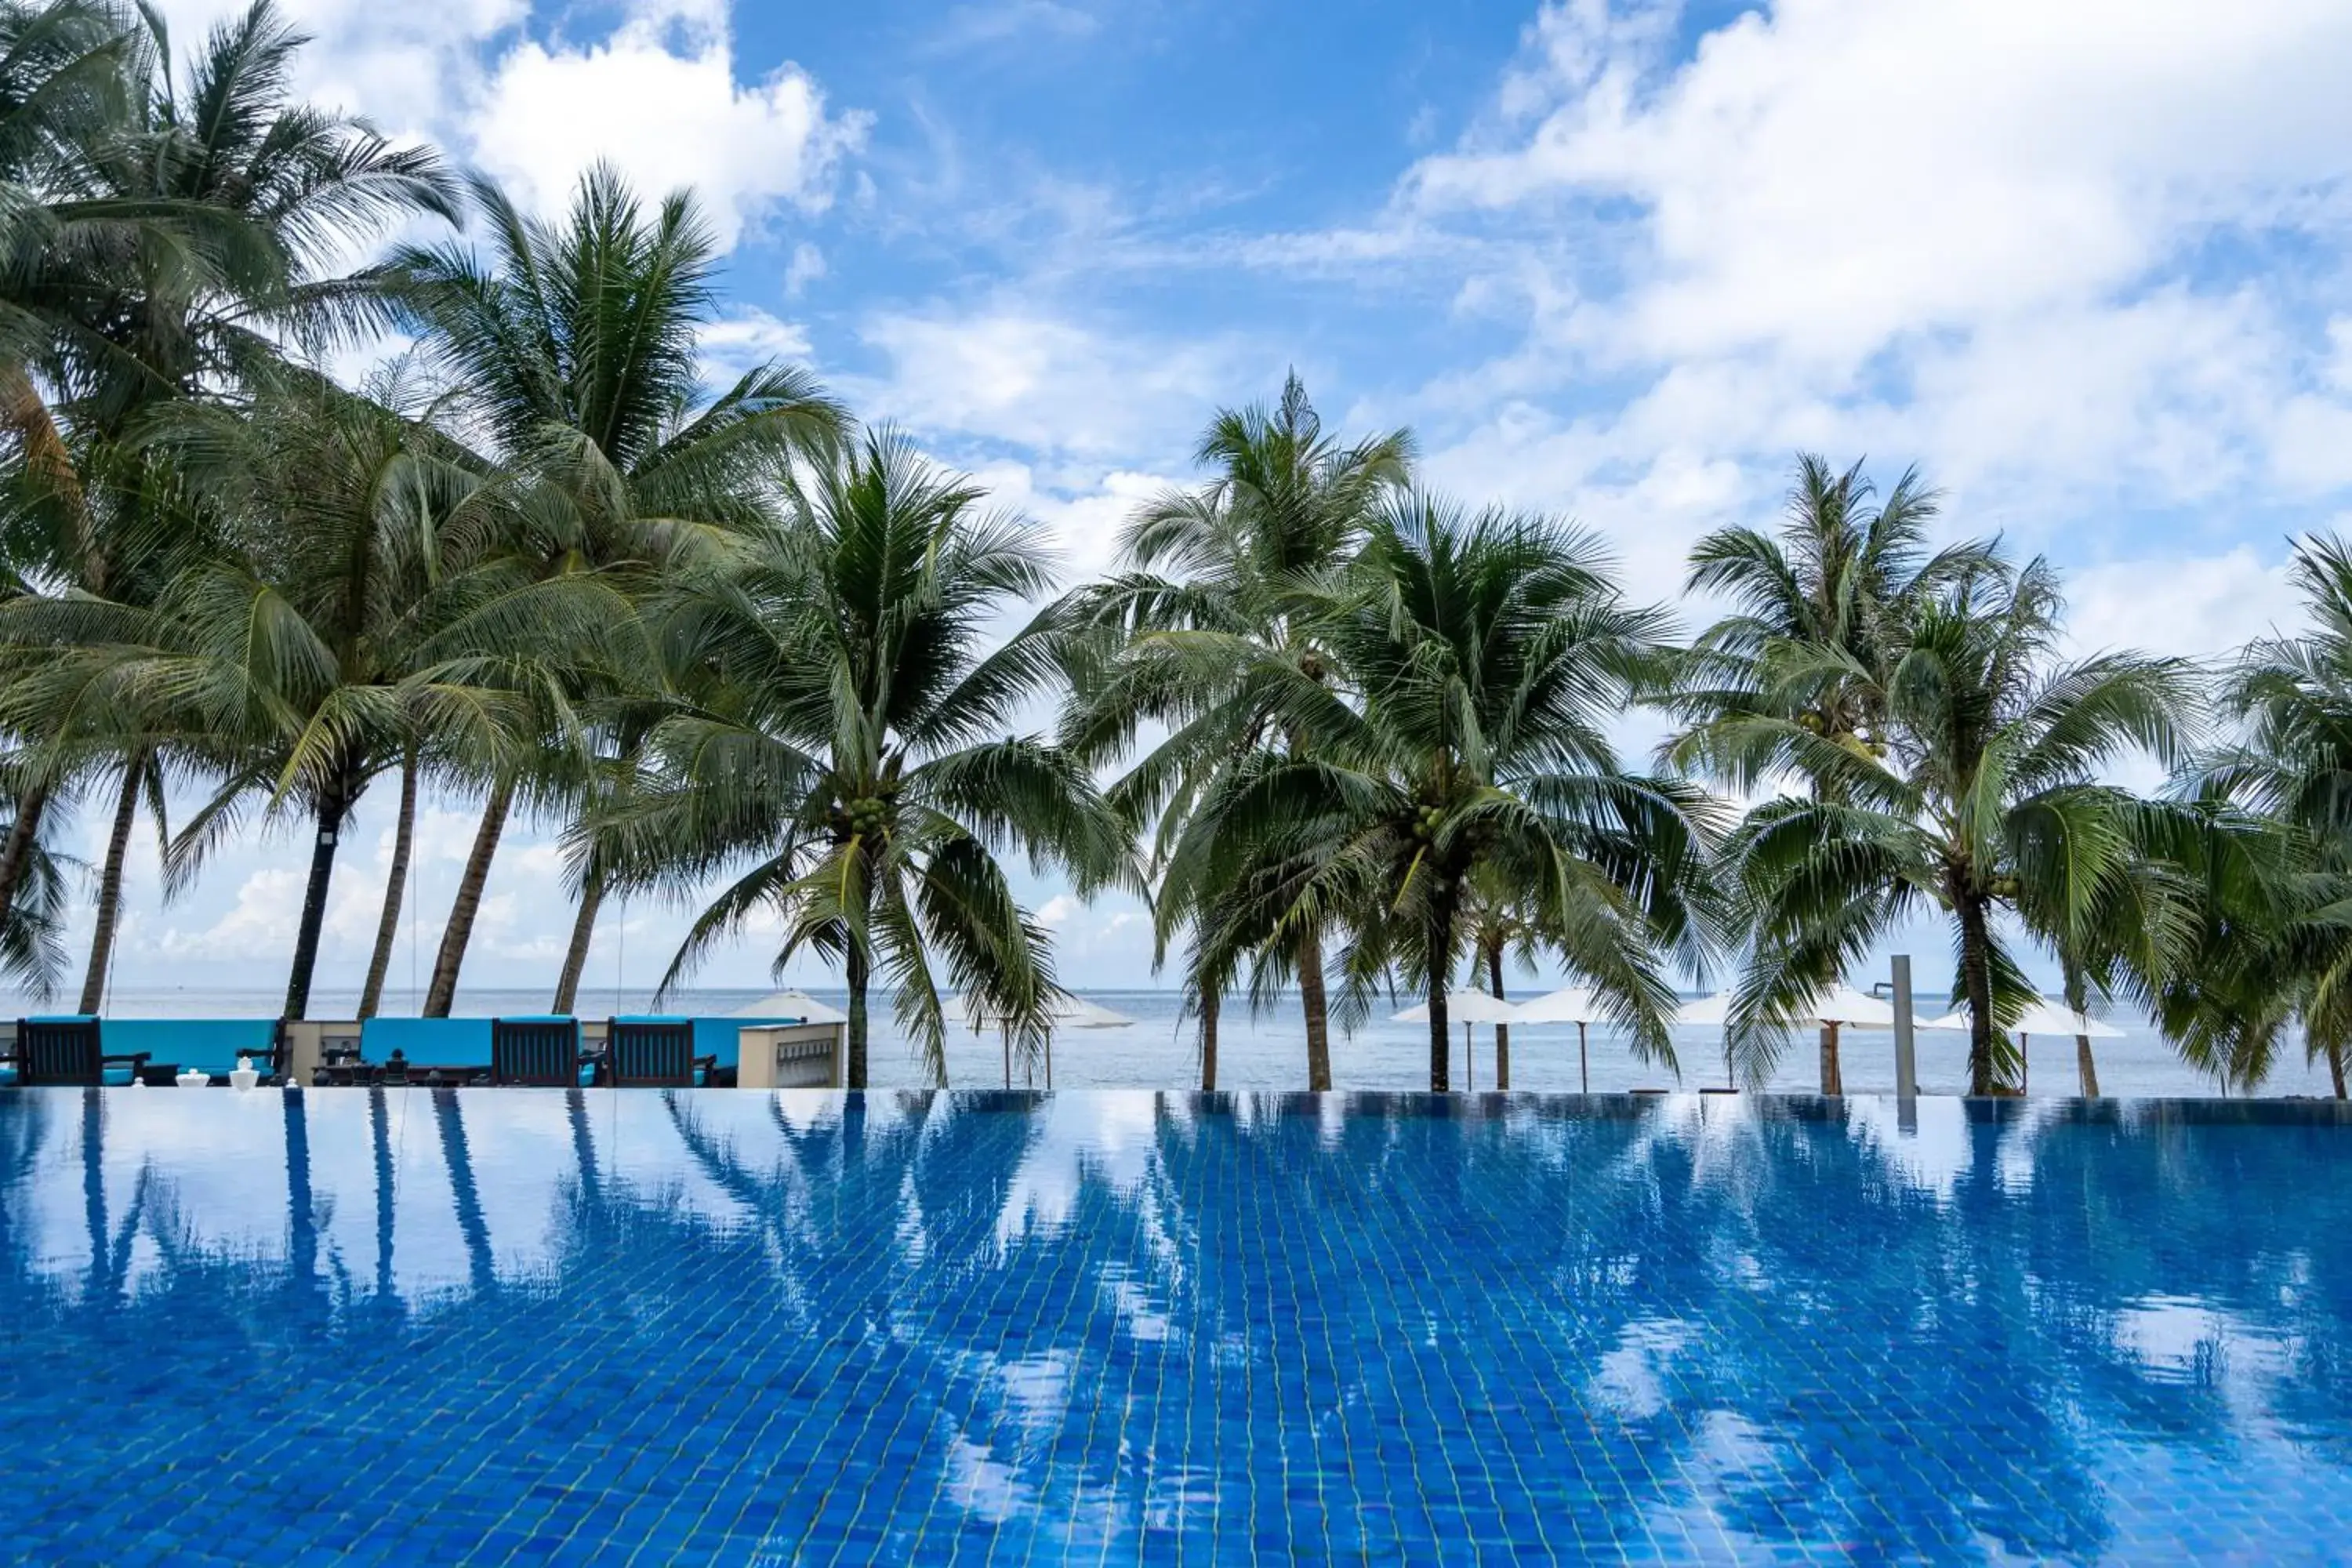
top-left (6, 984), bottom-right (2330, 1097)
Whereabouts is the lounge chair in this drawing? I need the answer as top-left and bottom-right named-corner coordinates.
top-left (604, 1019), bottom-right (714, 1087)
top-left (490, 1017), bottom-right (584, 1087)
top-left (10, 1018), bottom-right (156, 1087)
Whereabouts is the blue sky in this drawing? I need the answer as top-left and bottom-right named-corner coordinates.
top-left (67, 0), bottom-right (2352, 1004)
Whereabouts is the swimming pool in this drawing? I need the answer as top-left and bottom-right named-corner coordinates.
top-left (2, 1090), bottom-right (2347, 1563)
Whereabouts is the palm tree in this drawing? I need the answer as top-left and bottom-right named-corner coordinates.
top-left (20, 372), bottom-right (626, 1018)
top-left (2180, 533), bottom-right (2352, 1094)
top-left (1695, 558), bottom-right (2199, 1094)
top-left (1062, 372), bottom-right (1410, 1089)
top-left (1463, 877), bottom-right (1541, 1091)
top-left (0, 0), bottom-right (456, 1000)
top-left (1184, 493), bottom-right (1713, 1092)
top-left (383, 162), bottom-right (841, 1014)
top-left (1667, 456), bottom-right (1994, 1089)
top-left (608, 430), bottom-right (1124, 1087)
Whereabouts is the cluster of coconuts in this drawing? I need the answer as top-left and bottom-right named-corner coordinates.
top-left (1411, 804), bottom-right (1445, 840)
top-left (842, 795), bottom-right (891, 838)
top-left (1795, 710), bottom-right (1889, 757)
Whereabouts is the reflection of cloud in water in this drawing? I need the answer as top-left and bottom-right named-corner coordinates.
top-left (1847, 1096), bottom-right (1978, 1201)
top-left (995, 1092), bottom-right (1159, 1243)
top-left (6, 1091), bottom-right (2352, 1561)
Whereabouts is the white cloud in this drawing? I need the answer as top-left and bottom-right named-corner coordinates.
top-left (151, 0), bottom-right (524, 136)
top-left (966, 461), bottom-right (1174, 584)
top-left (783, 241), bottom-right (829, 296)
top-left (1375, 0), bottom-right (2352, 597)
top-left (861, 307), bottom-right (1250, 459)
top-left (154, 0), bottom-right (866, 256)
top-left (1411, 0), bottom-right (2352, 365)
top-left (156, 868), bottom-right (303, 961)
top-left (466, 5), bottom-right (867, 249)
top-left (698, 307), bottom-right (817, 387)
top-left (2063, 546), bottom-right (2303, 662)
top-left (932, 2), bottom-right (1100, 51)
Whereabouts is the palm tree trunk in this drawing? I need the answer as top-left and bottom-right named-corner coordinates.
top-left (2075, 1034), bottom-right (2100, 1098)
top-left (1426, 893), bottom-right (1456, 1093)
top-left (423, 777), bottom-right (514, 1018)
top-left (1298, 926), bottom-right (1333, 1091)
top-left (2061, 961), bottom-right (2097, 1098)
top-left (550, 867), bottom-right (604, 1014)
top-left (1199, 985), bottom-right (1219, 1093)
top-left (2330, 1041), bottom-right (2347, 1101)
top-left (284, 771), bottom-right (355, 1021)
top-left (845, 938), bottom-right (869, 1090)
top-left (0, 779), bottom-right (53, 933)
top-left (358, 751), bottom-right (417, 1020)
top-left (1486, 940), bottom-right (1511, 1091)
top-left (1956, 886), bottom-right (1998, 1095)
top-left (1819, 1022), bottom-right (1842, 1096)
top-left (77, 757), bottom-right (143, 1014)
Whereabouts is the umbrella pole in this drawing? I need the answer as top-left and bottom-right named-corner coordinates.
top-left (1578, 1021), bottom-right (1589, 1095)
top-left (1465, 1022), bottom-right (1474, 1093)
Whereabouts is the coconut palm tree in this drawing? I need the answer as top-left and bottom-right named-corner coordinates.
top-left (18, 372), bottom-right (628, 1018)
top-left (1666, 456), bottom-right (1997, 1090)
top-left (383, 162), bottom-right (841, 1014)
top-left (0, 0), bottom-right (457, 998)
top-left (1697, 558), bottom-right (2200, 1094)
top-left (1062, 372), bottom-right (1411, 1089)
top-left (1182, 492), bottom-right (1713, 1092)
top-left (606, 429), bottom-right (1125, 1087)
top-left (2175, 532), bottom-right (2352, 1094)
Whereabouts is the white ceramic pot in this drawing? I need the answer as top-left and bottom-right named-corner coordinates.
top-left (228, 1067), bottom-right (260, 1091)
top-left (176, 1070), bottom-right (209, 1088)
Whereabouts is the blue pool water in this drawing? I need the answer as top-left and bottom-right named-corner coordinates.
top-left (2, 1090), bottom-right (2349, 1563)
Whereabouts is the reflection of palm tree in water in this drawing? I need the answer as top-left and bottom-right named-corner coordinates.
top-left (431, 1088), bottom-right (496, 1297)
top-left (5, 1095), bottom-right (2352, 1559)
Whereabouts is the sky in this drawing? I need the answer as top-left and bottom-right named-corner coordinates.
top-left (64, 0), bottom-right (2352, 1006)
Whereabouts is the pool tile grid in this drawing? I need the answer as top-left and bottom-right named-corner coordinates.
top-left (5, 1091), bottom-right (2352, 1562)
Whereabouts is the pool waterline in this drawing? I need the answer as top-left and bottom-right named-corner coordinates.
top-left (3, 1088), bottom-right (2348, 1563)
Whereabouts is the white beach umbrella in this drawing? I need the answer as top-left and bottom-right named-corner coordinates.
top-left (1922, 997), bottom-right (2123, 1093)
top-left (1922, 999), bottom-right (2122, 1039)
top-left (1675, 985), bottom-right (1959, 1090)
top-left (944, 993), bottom-right (1135, 1087)
top-left (728, 989), bottom-right (848, 1024)
top-left (1508, 986), bottom-right (1613, 1094)
top-left (1393, 988), bottom-right (1517, 1091)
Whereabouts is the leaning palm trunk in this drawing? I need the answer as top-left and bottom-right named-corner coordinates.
top-left (423, 776), bottom-right (514, 1017)
top-left (1956, 887), bottom-right (1999, 1095)
top-left (0, 780), bottom-right (53, 934)
top-left (285, 767), bottom-right (358, 1020)
top-left (1298, 927), bottom-right (1333, 1091)
top-left (1199, 985), bottom-right (1219, 1092)
top-left (77, 757), bottom-right (143, 1014)
top-left (2075, 1033), bottom-right (2101, 1098)
top-left (358, 752), bottom-right (417, 1019)
top-left (550, 867), bottom-right (604, 1013)
top-left (2331, 1042), bottom-right (2349, 1101)
top-left (1819, 1022), bottom-right (1843, 1096)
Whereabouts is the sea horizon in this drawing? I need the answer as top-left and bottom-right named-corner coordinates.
top-left (9, 983), bottom-right (2328, 1100)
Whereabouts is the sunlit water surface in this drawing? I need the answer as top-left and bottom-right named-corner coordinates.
top-left (2, 1090), bottom-right (2349, 1563)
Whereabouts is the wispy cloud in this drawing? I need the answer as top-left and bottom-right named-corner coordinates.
top-left (931, 1), bottom-right (1100, 53)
